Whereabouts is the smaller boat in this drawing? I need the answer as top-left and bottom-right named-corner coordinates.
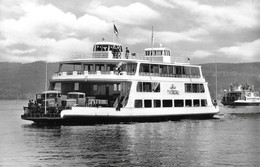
top-left (221, 83), bottom-right (260, 106)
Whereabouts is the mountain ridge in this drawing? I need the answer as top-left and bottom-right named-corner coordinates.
top-left (0, 61), bottom-right (260, 99)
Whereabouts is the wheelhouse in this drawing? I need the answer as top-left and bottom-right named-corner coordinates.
top-left (93, 42), bottom-right (123, 59)
top-left (144, 47), bottom-right (171, 63)
top-left (145, 47), bottom-right (171, 56)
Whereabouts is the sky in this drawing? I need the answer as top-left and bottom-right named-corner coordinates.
top-left (0, 0), bottom-right (260, 64)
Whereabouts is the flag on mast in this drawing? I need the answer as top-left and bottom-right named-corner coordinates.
top-left (114, 24), bottom-right (119, 37)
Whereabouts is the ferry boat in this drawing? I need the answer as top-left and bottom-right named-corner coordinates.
top-left (221, 83), bottom-right (260, 106)
top-left (21, 41), bottom-right (219, 125)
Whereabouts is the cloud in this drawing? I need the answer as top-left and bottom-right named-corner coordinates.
top-left (154, 28), bottom-right (209, 44)
top-left (46, 38), bottom-right (93, 62)
top-left (156, 31), bottom-right (197, 43)
top-left (0, 0), bottom-right (259, 64)
top-left (191, 50), bottom-right (214, 59)
top-left (172, 0), bottom-right (259, 30)
top-left (123, 27), bottom-right (205, 46)
top-left (149, 0), bottom-right (175, 8)
top-left (0, 2), bottom-right (111, 62)
top-left (88, 2), bottom-right (160, 25)
top-left (218, 39), bottom-right (260, 62)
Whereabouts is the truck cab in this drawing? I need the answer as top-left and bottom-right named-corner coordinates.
top-left (36, 90), bottom-right (61, 107)
top-left (67, 92), bottom-right (86, 106)
top-left (61, 92), bottom-right (86, 108)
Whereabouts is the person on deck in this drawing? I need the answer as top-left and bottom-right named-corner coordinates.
top-left (125, 47), bottom-right (129, 59)
top-left (112, 46), bottom-right (117, 58)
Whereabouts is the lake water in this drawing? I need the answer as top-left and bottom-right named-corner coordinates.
top-left (0, 100), bottom-right (259, 166)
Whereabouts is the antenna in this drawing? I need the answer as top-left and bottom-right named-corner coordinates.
top-left (44, 45), bottom-right (48, 115)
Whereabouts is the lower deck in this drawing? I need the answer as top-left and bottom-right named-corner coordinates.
top-left (22, 105), bottom-right (219, 125)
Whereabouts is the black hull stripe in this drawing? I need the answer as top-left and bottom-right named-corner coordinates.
top-left (22, 114), bottom-right (216, 125)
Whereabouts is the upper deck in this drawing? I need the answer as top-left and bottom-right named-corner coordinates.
top-left (70, 41), bottom-right (190, 64)
top-left (51, 41), bottom-right (203, 82)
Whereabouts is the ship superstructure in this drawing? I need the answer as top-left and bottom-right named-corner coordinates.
top-left (22, 41), bottom-right (219, 125)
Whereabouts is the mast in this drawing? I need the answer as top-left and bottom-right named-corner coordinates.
top-left (113, 21), bottom-right (114, 42)
top-left (215, 51), bottom-right (218, 101)
top-left (151, 26), bottom-right (154, 62)
top-left (44, 46), bottom-right (48, 115)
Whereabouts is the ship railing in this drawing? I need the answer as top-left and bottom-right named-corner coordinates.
top-left (23, 107), bottom-right (60, 118)
top-left (172, 57), bottom-right (190, 64)
top-left (53, 71), bottom-right (200, 78)
top-left (92, 52), bottom-right (110, 59)
top-left (139, 72), bottom-right (201, 78)
top-left (53, 70), bottom-right (136, 78)
top-left (22, 113), bottom-right (61, 118)
top-left (128, 54), bottom-right (190, 64)
top-left (100, 71), bottom-right (111, 75)
top-left (69, 52), bottom-right (190, 64)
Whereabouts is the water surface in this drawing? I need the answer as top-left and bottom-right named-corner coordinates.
top-left (0, 100), bottom-right (259, 166)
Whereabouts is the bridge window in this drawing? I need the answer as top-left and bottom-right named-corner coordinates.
top-left (134, 100), bottom-right (143, 108)
top-left (164, 50), bottom-right (170, 56)
top-left (154, 99), bottom-right (161, 107)
top-left (140, 63), bottom-right (150, 73)
top-left (145, 51), bottom-right (151, 56)
top-left (84, 64), bottom-right (94, 71)
top-left (168, 66), bottom-right (173, 74)
top-left (159, 65), bottom-right (167, 74)
top-left (151, 64), bottom-right (159, 73)
top-left (96, 64), bottom-right (105, 71)
top-left (95, 45), bottom-right (102, 51)
top-left (185, 83), bottom-right (205, 93)
top-left (174, 100), bottom-right (184, 107)
top-left (174, 66), bottom-right (182, 75)
top-left (126, 63), bottom-right (137, 73)
top-left (157, 51), bottom-right (162, 55)
top-left (185, 99), bottom-right (192, 107)
top-left (201, 99), bottom-right (207, 106)
top-left (163, 100), bottom-right (172, 107)
top-left (144, 100), bottom-right (152, 108)
top-left (193, 99), bottom-right (200, 107)
top-left (137, 82), bottom-right (160, 92)
top-left (102, 45), bottom-right (108, 51)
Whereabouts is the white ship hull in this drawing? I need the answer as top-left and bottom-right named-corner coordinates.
top-left (62, 106), bottom-right (218, 118)
top-left (21, 41), bottom-right (220, 125)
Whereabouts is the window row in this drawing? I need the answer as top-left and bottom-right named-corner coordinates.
top-left (136, 82), bottom-right (160, 92)
top-left (94, 44), bottom-right (123, 52)
top-left (59, 63), bottom-right (137, 74)
top-left (134, 99), bottom-right (207, 108)
top-left (139, 64), bottom-right (200, 77)
top-left (84, 63), bottom-right (137, 73)
top-left (185, 83), bottom-right (205, 93)
top-left (145, 50), bottom-right (170, 56)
